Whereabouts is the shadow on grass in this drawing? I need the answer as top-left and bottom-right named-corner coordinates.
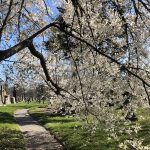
top-left (30, 112), bottom-right (117, 150)
top-left (8, 105), bottom-right (36, 109)
top-left (138, 121), bottom-right (150, 146)
top-left (0, 127), bottom-right (25, 150)
top-left (31, 112), bottom-right (75, 124)
top-left (0, 112), bottom-right (15, 124)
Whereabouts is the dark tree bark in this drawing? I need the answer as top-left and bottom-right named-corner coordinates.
top-left (0, 22), bottom-right (57, 62)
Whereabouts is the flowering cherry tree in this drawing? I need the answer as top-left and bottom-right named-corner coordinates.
top-left (0, 0), bottom-right (150, 149)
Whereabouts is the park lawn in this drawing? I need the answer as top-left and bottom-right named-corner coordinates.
top-left (0, 102), bottom-right (48, 149)
top-left (30, 107), bottom-right (150, 150)
top-left (1, 102), bottom-right (149, 150)
top-left (137, 108), bottom-right (150, 146)
top-left (29, 111), bottom-right (117, 150)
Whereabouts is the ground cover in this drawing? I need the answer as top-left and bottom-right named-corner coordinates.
top-left (30, 107), bottom-right (150, 150)
top-left (30, 111), bottom-right (118, 149)
top-left (0, 102), bottom-right (48, 149)
top-left (0, 102), bottom-right (150, 150)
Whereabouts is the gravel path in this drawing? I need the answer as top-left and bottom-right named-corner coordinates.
top-left (14, 109), bottom-right (64, 150)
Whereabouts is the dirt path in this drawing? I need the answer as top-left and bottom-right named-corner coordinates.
top-left (14, 109), bottom-right (64, 150)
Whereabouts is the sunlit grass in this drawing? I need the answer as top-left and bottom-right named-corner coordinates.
top-left (30, 107), bottom-right (150, 150)
top-left (0, 101), bottom-right (48, 149)
top-left (30, 111), bottom-right (117, 150)
top-left (0, 104), bottom-right (25, 149)
top-left (0, 102), bottom-right (150, 150)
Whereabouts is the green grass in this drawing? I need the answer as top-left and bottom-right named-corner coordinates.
top-left (29, 107), bottom-right (150, 150)
top-left (137, 108), bottom-right (150, 146)
top-left (0, 104), bottom-right (25, 149)
top-left (0, 101), bottom-right (48, 149)
top-left (30, 111), bottom-right (117, 150)
top-left (1, 102), bottom-right (150, 150)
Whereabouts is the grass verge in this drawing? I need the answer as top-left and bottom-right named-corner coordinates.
top-left (30, 112), bottom-right (117, 150)
top-left (29, 107), bottom-right (150, 150)
top-left (1, 102), bottom-right (149, 150)
top-left (0, 101), bottom-right (48, 149)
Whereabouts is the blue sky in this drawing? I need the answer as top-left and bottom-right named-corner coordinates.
top-left (0, 0), bottom-right (60, 81)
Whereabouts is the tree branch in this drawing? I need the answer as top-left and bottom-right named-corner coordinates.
top-left (0, 0), bottom-right (13, 41)
top-left (0, 22), bottom-right (57, 62)
top-left (54, 25), bottom-right (150, 88)
top-left (28, 42), bottom-right (61, 94)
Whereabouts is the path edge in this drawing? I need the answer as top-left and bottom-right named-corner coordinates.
top-left (28, 109), bottom-right (67, 150)
top-left (14, 109), bottom-right (28, 150)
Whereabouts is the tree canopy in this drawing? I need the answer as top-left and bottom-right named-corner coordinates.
top-left (0, 0), bottom-right (150, 98)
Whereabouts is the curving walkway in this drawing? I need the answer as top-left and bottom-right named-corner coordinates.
top-left (14, 109), bottom-right (64, 150)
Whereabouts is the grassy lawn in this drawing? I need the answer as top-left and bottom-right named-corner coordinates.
top-left (0, 102), bottom-right (48, 149)
top-left (30, 112), bottom-right (118, 149)
top-left (29, 107), bottom-right (150, 150)
top-left (0, 102), bottom-right (150, 150)
top-left (30, 112), bottom-right (116, 150)
top-left (137, 108), bottom-right (150, 146)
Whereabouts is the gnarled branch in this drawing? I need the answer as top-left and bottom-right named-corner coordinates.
top-left (28, 42), bottom-right (61, 95)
